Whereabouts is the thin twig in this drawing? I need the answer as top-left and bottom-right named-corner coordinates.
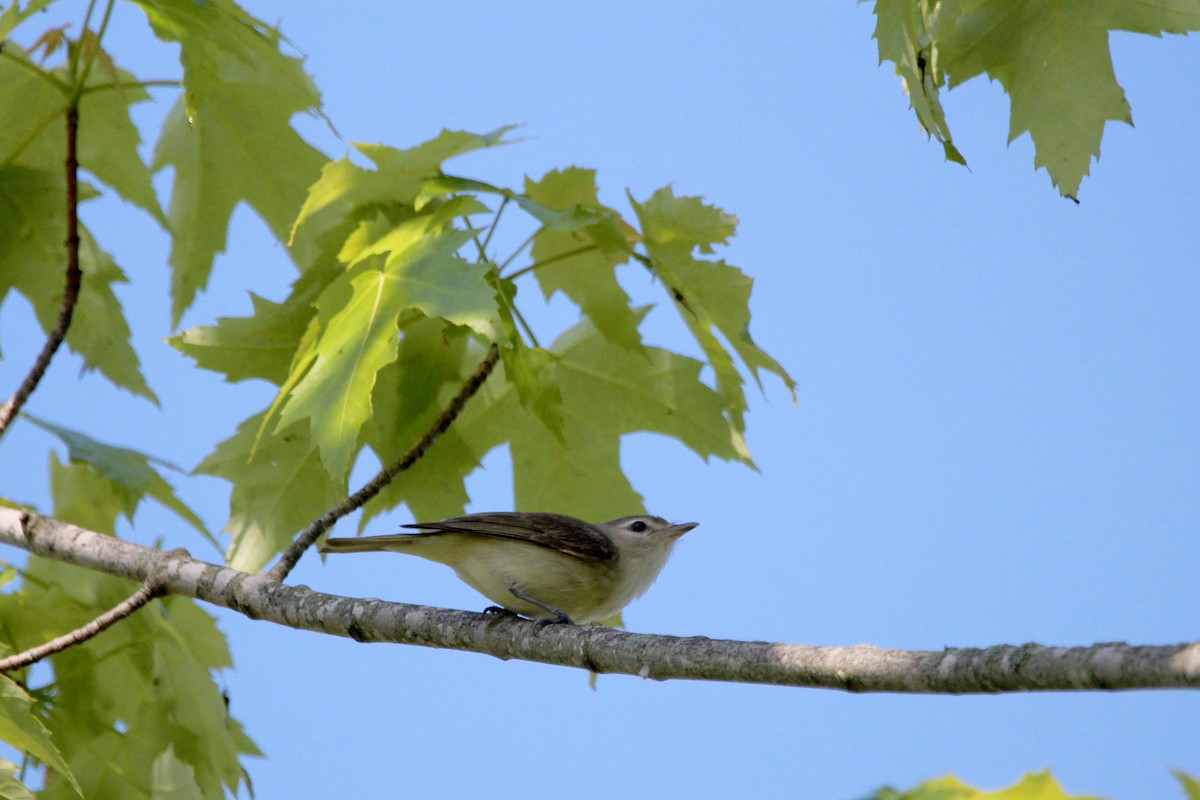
top-left (0, 106), bottom-right (83, 440)
top-left (266, 343), bottom-right (502, 582)
top-left (0, 576), bottom-right (165, 673)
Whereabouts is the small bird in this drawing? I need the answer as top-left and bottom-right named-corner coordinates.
top-left (319, 512), bottom-right (698, 624)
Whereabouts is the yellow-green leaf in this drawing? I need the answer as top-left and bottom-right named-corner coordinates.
top-left (276, 221), bottom-right (497, 479)
top-left (867, 771), bottom-right (1103, 800)
top-left (0, 676), bottom-right (81, 798)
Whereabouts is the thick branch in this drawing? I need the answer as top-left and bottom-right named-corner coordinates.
top-left (0, 572), bottom-right (165, 673)
top-left (267, 343), bottom-right (501, 582)
top-left (3, 509), bottom-right (1197, 694)
top-left (0, 107), bottom-right (84, 439)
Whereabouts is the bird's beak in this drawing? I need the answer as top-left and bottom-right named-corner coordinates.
top-left (665, 522), bottom-right (699, 539)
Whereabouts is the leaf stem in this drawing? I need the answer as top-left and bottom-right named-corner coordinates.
top-left (479, 196), bottom-right (509, 255)
top-left (496, 231), bottom-right (535, 274)
top-left (509, 304), bottom-right (540, 349)
top-left (71, 0), bottom-right (100, 78)
top-left (266, 343), bottom-right (502, 582)
top-left (74, 0), bottom-right (116, 92)
top-left (78, 78), bottom-right (182, 97)
top-left (489, 272), bottom-right (539, 348)
top-left (505, 243), bottom-right (600, 281)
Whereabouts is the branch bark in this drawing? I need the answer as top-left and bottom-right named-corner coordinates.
top-left (3, 508), bottom-right (1197, 694)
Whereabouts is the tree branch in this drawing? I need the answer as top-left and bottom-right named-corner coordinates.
top-left (266, 343), bottom-right (501, 582)
top-left (0, 106), bottom-right (83, 439)
top-left (3, 509), bottom-right (1197, 694)
top-left (0, 569), bottom-right (165, 673)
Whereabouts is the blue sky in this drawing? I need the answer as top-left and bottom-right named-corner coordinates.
top-left (2, 2), bottom-right (1198, 798)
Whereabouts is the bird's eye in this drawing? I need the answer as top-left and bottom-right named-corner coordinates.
top-left (629, 520), bottom-right (648, 533)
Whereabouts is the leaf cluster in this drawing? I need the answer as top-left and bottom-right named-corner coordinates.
top-left (870, 0), bottom-right (1200, 199)
top-left (0, 0), bottom-right (792, 794)
top-left (867, 769), bottom-right (1200, 800)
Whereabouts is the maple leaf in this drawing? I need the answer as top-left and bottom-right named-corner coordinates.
top-left (139, 0), bottom-right (328, 324)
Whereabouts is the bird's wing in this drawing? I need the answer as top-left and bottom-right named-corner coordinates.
top-left (402, 512), bottom-right (617, 561)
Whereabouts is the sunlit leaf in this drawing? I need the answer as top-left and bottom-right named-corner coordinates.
top-left (865, 770), bottom-right (1104, 800)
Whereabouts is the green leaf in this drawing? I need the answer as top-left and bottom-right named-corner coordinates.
top-left (150, 747), bottom-right (204, 800)
top-left (0, 757), bottom-right (36, 800)
top-left (276, 216), bottom-right (498, 479)
top-left (49, 453), bottom-right (130, 535)
top-left (0, 162), bottom-right (153, 398)
top-left (871, 0), bottom-right (967, 165)
top-left (136, 0), bottom-right (329, 325)
top-left (0, 46), bottom-right (156, 396)
top-left (169, 293), bottom-right (311, 385)
top-left (291, 126), bottom-right (515, 251)
top-left (630, 187), bottom-right (795, 433)
top-left (0, 165), bottom-right (64, 319)
top-left (70, 232), bottom-right (159, 402)
top-left (197, 412), bottom-right (346, 572)
top-left (169, 258), bottom-right (342, 385)
top-left (0, 1), bottom-right (56, 40)
top-left (1175, 770), bottom-right (1200, 800)
top-left (360, 317), bottom-right (480, 528)
top-left (459, 312), bottom-right (748, 521)
top-left (0, 557), bottom-right (254, 800)
top-left (633, 186), bottom-right (737, 253)
top-left (0, 675), bottom-right (81, 797)
top-left (489, 273), bottom-right (566, 438)
top-left (499, 340), bottom-right (565, 440)
top-left (25, 415), bottom-right (211, 545)
top-left (77, 57), bottom-right (166, 223)
top-left (149, 628), bottom-right (245, 795)
top-left (883, 0), bottom-right (1200, 199)
top-left (867, 771), bottom-right (1103, 800)
top-left (522, 168), bottom-right (644, 351)
top-left (0, 500), bottom-right (252, 796)
top-left (0, 44), bottom-right (67, 170)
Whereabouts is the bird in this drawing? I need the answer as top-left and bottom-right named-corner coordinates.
top-left (319, 511), bottom-right (698, 624)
